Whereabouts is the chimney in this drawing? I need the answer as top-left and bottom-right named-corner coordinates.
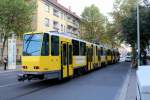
top-left (73, 12), bottom-right (76, 15)
top-left (69, 6), bottom-right (71, 12)
top-left (52, 0), bottom-right (57, 2)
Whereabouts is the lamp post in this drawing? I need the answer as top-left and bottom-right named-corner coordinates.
top-left (137, 0), bottom-right (140, 67)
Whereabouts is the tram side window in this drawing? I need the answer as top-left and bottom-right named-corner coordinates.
top-left (103, 50), bottom-right (106, 56)
top-left (107, 49), bottom-right (111, 56)
top-left (63, 44), bottom-right (67, 65)
top-left (80, 42), bottom-right (86, 56)
top-left (51, 36), bottom-right (59, 56)
top-left (100, 47), bottom-right (103, 56)
top-left (72, 40), bottom-right (79, 56)
top-left (96, 46), bottom-right (98, 56)
top-left (69, 45), bottom-right (72, 64)
top-left (90, 48), bottom-right (93, 61)
top-left (41, 33), bottom-right (49, 56)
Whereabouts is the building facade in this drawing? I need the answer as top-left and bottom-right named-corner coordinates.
top-left (33, 0), bottom-right (80, 35)
top-left (0, 0), bottom-right (80, 62)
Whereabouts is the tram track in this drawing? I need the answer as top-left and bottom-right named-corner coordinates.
top-left (0, 78), bottom-right (69, 100)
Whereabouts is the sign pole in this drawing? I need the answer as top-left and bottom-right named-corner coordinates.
top-left (8, 32), bottom-right (16, 70)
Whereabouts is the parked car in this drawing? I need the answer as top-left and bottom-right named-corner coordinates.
top-left (125, 56), bottom-right (131, 62)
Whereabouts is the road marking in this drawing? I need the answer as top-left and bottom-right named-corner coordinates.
top-left (0, 82), bottom-right (21, 88)
top-left (0, 73), bottom-right (19, 78)
top-left (115, 68), bottom-right (132, 100)
top-left (0, 70), bottom-right (16, 74)
top-left (0, 76), bottom-right (17, 81)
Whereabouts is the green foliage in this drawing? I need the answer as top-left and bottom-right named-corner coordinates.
top-left (80, 4), bottom-right (105, 42)
top-left (0, 0), bottom-right (36, 34)
top-left (0, 0), bottom-right (36, 59)
top-left (112, 0), bottom-right (150, 49)
top-left (80, 4), bottom-right (120, 48)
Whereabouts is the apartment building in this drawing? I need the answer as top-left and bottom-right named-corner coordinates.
top-left (33, 0), bottom-right (80, 35)
top-left (0, 0), bottom-right (80, 62)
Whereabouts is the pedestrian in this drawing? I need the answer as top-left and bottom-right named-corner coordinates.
top-left (3, 57), bottom-right (7, 70)
top-left (141, 50), bottom-right (147, 65)
top-left (142, 50), bottom-right (147, 65)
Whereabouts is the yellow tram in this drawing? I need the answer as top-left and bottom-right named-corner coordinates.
top-left (18, 31), bottom-right (120, 81)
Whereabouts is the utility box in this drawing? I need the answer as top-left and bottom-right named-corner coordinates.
top-left (137, 66), bottom-right (150, 100)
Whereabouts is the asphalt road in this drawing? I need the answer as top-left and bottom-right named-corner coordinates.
top-left (0, 62), bottom-right (130, 100)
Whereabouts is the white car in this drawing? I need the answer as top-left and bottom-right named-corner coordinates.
top-left (125, 56), bottom-right (131, 62)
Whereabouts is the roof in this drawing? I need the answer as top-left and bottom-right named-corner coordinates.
top-left (24, 31), bottom-right (108, 48)
top-left (46, 0), bottom-right (80, 20)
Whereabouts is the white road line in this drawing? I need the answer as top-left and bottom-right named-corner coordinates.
top-left (0, 72), bottom-right (17, 76)
top-left (0, 70), bottom-right (16, 74)
top-left (0, 76), bottom-right (17, 80)
top-left (0, 82), bottom-right (21, 88)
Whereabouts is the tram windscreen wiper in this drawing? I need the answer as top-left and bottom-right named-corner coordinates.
top-left (23, 34), bottom-right (43, 56)
top-left (25, 35), bottom-right (33, 43)
top-left (29, 50), bottom-right (40, 55)
top-left (25, 35), bottom-right (34, 53)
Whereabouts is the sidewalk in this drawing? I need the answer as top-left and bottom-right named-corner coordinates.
top-left (0, 65), bottom-right (21, 73)
top-left (124, 61), bottom-right (150, 100)
top-left (147, 59), bottom-right (150, 64)
top-left (125, 69), bottom-right (137, 100)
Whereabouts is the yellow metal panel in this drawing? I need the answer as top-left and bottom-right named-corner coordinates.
top-left (73, 56), bottom-right (86, 68)
top-left (107, 56), bottom-right (112, 62)
top-left (101, 56), bottom-right (106, 63)
top-left (22, 56), bottom-right (60, 72)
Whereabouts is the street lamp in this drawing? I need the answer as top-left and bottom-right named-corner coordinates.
top-left (137, 0), bottom-right (140, 67)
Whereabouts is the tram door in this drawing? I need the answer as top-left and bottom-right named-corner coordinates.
top-left (87, 47), bottom-right (90, 71)
top-left (87, 47), bottom-right (92, 71)
top-left (61, 42), bottom-right (73, 78)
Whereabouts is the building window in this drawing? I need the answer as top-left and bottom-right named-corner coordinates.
top-left (53, 21), bottom-right (59, 30)
top-left (61, 12), bottom-right (63, 19)
top-left (44, 18), bottom-right (49, 27)
top-left (64, 26), bottom-right (66, 32)
top-left (61, 24), bottom-right (63, 32)
top-left (53, 8), bottom-right (59, 17)
top-left (67, 15), bottom-right (71, 22)
top-left (64, 13), bottom-right (66, 20)
top-left (44, 3), bottom-right (49, 13)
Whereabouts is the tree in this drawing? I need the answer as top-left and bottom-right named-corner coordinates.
top-left (0, 0), bottom-right (36, 60)
top-left (112, 0), bottom-right (150, 65)
top-left (80, 4), bottom-right (105, 42)
top-left (112, 0), bottom-right (150, 49)
top-left (111, 0), bottom-right (137, 44)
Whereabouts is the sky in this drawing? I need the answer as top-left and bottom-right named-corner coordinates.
top-left (58, 0), bottom-right (115, 18)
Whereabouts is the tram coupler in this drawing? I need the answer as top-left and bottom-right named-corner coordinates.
top-left (17, 74), bottom-right (28, 81)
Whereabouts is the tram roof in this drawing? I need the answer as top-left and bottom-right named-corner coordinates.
top-left (24, 31), bottom-right (108, 48)
top-left (46, 31), bottom-right (95, 45)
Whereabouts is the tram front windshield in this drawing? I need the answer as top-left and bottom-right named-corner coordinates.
top-left (23, 34), bottom-right (43, 56)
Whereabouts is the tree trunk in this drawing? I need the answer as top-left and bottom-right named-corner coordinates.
top-left (131, 47), bottom-right (137, 68)
top-left (1, 35), bottom-right (7, 63)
